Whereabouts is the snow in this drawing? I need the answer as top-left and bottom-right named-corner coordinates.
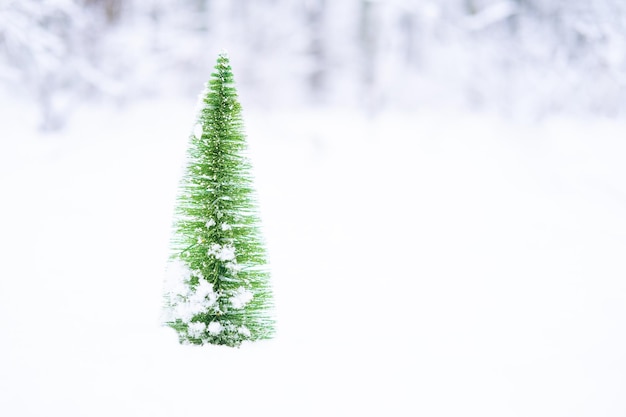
top-left (187, 321), bottom-right (206, 338)
top-left (208, 243), bottom-right (236, 262)
top-left (162, 260), bottom-right (193, 304)
top-left (164, 261), bottom-right (218, 324)
top-left (207, 321), bottom-right (223, 335)
top-left (230, 287), bottom-right (253, 309)
top-left (226, 259), bottom-right (243, 273)
top-left (1, 96), bottom-right (626, 417)
top-left (193, 123), bottom-right (203, 139)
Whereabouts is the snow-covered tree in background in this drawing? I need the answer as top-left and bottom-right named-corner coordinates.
top-left (0, 0), bottom-right (86, 129)
top-left (163, 53), bottom-right (274, 347)
top-left (3, 0), bottom-right (626, 122)
top-left (0, 0), bottom-right (125, 129)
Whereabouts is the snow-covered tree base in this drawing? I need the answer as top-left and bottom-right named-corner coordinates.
top-left (163, 259), bottom-right (265, 347)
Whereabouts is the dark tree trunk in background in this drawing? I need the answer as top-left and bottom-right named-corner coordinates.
top-left (83, 0), bottom-right (123, 23)
top-left (305, 0), bottom-right (327, 101)
top-left (358, 0), bottom-right (380, 110)
top-left (359, 0), bottom-right (378, 87)
top-left (398, 10), bottom-right (418, 66)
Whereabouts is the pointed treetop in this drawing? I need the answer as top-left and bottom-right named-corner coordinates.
top-left (215, 51), bottom-right (232, 71)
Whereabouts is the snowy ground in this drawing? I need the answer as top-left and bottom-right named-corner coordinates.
top-left (1, 98), bottom-right (625, 416)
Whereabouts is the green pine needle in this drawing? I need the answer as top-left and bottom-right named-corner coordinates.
top-left (163, 53), bottom-right (275, 347)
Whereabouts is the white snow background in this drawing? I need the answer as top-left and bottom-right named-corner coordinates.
top-left (1, 97), bottom-right (626, 417)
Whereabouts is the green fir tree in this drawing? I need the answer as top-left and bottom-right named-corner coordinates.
top-left (163, 53), bottom-right (274, 347)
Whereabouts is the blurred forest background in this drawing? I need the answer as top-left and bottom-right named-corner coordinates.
top-left (1, 0), bottom-right (626, 129)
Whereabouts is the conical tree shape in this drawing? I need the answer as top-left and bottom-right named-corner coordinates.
top-left (163, 53), bottom-right (274, 347)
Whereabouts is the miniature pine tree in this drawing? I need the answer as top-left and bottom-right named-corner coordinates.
top-left (163, 53), bottom-right (274, 347)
